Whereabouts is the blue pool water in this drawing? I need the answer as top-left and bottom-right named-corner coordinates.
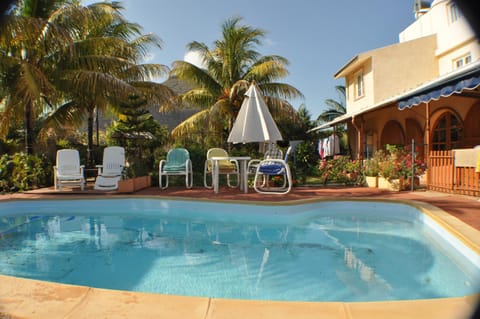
top-left (0, 198), bottom-right (478, 302)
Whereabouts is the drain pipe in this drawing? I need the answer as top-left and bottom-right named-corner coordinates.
top-left (351, 115), bottom-right (362, 161)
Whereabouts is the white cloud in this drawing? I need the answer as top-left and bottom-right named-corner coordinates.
top-left (142, 52), bottom-right (155, 63)
top-left (184, 50), bottom-right (206, 69)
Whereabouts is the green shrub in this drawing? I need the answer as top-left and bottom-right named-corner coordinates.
top-left (0, 153), bottom-right (52, 193)
top-left (292, 141), bottom-right (318, 184)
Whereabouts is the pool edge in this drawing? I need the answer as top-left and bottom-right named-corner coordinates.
top-left (0, 196), bottom-right (479, 319)
top-left (0, 274), bottom-right (478, 319)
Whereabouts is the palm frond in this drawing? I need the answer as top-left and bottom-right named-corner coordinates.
top-left (130, 81), bottom-right (175, 105)
top-left (171, 61), bottom-right (223, 102)
top-left (171, 109), bottom-right (211, 138)
top-left (259, 82), bottom-right (304, 100)
top-left (180, 88), bottom-right (216, 108)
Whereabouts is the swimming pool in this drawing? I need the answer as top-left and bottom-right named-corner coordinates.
top-left (0, 198), bottom-right (478, 302)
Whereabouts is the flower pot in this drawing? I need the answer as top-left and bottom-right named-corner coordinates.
top-left (378, 177), bottom-right (403, 191)
top-left (117, 176), bottom-right (151, 193)
top-left (365, 176), bottom-right (378, 188)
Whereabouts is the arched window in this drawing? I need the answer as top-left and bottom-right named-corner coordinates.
top-left (431, 111), bottom-right (462, 150)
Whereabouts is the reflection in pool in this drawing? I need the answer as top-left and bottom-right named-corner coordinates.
top-left (0, 198), bottom-right (478, 302)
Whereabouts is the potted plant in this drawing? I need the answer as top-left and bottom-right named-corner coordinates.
top-left (363, 150), bottom-right (385, 188)
top-left (117, 161), bottom-right (152, 193)
top-left (377, 145), bottom-right (426, 191)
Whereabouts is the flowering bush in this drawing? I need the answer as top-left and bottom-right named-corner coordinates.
top-left (318, 156), bottom-right (363, 185)
top-left (363, 150), bottom-right (387, 176)
top-left (379, 145), bottom-right (426, 180)
top-left (271, 175), bottom-right (297, 187)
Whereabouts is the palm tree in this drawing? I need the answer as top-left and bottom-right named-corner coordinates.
top-left (316, 85), bottom-right (346, 124)
top-left (1, 1), bottom-right (173, 161)
top-left (42, 1), bottom-right (172, 164)
top-left (167, 16), bottom-right (303, 147)
top-left (0, 0), bottom-right (74, 154)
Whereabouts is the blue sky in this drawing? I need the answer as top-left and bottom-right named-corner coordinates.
top-left (83, 0), bottom-right (415, 118)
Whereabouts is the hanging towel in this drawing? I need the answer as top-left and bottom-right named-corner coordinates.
top-left (328, 134), bottom-right (340, 155)
top-left (454, 149), bottom-right (479, 167)
top-left (318, 139), bottom-right (325, 159)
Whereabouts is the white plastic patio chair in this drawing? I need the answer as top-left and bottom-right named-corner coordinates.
top-left (159, 148), bottom-right (193, 189)
top-left (94, 146), bottom-right (126, 191)
top-left (204, 148), bottom-right (239, 189)
top-left (54, 149), bottom-right (85, 191)
top-left (247, 146), bottom-right (284, 175)
top-left (253, 146), bottom-right (293, 195)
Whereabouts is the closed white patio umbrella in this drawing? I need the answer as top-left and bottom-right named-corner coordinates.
top-left (227, 83), bottom-right (283, 144)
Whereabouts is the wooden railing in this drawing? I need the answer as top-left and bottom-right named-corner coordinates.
top-left (428, 150), bottom-right (479, 196)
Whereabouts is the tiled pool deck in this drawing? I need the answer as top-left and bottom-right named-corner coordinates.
top-left (1, 185), bottom-right (479, 318)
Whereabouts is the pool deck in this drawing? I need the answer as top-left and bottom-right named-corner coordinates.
top-left (1, 185), bottom-right (480, 319)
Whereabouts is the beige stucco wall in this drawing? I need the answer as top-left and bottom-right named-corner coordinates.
top-left (344, 58), bottom-right (375, 113)
top-left (438, 39), bottom-right (480, 75)
top-left (399, 0), bottom-right (479, 76)
top-left (373, 36), bottom-right (438, 103)
top-left (341, 36), bottom-right (437, 115)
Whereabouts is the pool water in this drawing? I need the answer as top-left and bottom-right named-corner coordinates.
top-left (0, 199), bottom-right (478, 302)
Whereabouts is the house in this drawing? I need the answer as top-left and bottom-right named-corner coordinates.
top-left (311, 0), bottom-right (480, 195)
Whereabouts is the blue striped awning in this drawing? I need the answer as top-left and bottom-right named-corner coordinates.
top-left (398, 75), bottom-right (480, 110)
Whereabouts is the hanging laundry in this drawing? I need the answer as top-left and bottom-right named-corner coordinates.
top-left (318, 139), bottom-right (325, 159)
top-left (327, 133), bottom-right (340, 156)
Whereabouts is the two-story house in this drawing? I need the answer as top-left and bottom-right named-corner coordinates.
top-left (312, 0), bottom-right (480, 194)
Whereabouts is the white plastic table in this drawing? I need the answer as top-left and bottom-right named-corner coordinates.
top-left (210, 156), bottom-right (251, 194)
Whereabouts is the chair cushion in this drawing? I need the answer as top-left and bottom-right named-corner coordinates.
top-left (164, 163), bottom-right (186, 172)
top-left (218, 160), bottom-right (237, 171)
top-left (259, 163), bottom-right (283, 175)
top-left (206, 160), bottom-right (237, 171)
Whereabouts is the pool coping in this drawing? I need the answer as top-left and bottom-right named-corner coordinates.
top-left (0, 196), bottom-right (479, 319)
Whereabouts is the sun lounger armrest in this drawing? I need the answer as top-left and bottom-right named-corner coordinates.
top-left (96, 164), bottom-right (103, 175)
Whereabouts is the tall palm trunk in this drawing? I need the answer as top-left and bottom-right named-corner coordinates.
top-left (87, 106), bottom-right (95, 167)
top-left (24, 102), bottom-right (33, 154)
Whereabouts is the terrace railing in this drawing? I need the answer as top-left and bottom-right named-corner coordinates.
top-left (428, 149), bottom-right (479, 197)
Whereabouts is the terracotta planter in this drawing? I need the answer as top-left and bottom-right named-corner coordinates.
top-left (365, 176), bottom-right (378, 188)
top-left (378, 177), bottom-right (403, 191)
top-left (117, 176), bottom-right (152, 193)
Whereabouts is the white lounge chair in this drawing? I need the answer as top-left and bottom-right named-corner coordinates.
top-left (253, 146), bottom-right (293, 195)
top-left (94, 146), bottom-right (125, 191)
top-left (54, 149), bottom-right (85, 191)
top-left (159, 148), bottom-right (193, 189)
